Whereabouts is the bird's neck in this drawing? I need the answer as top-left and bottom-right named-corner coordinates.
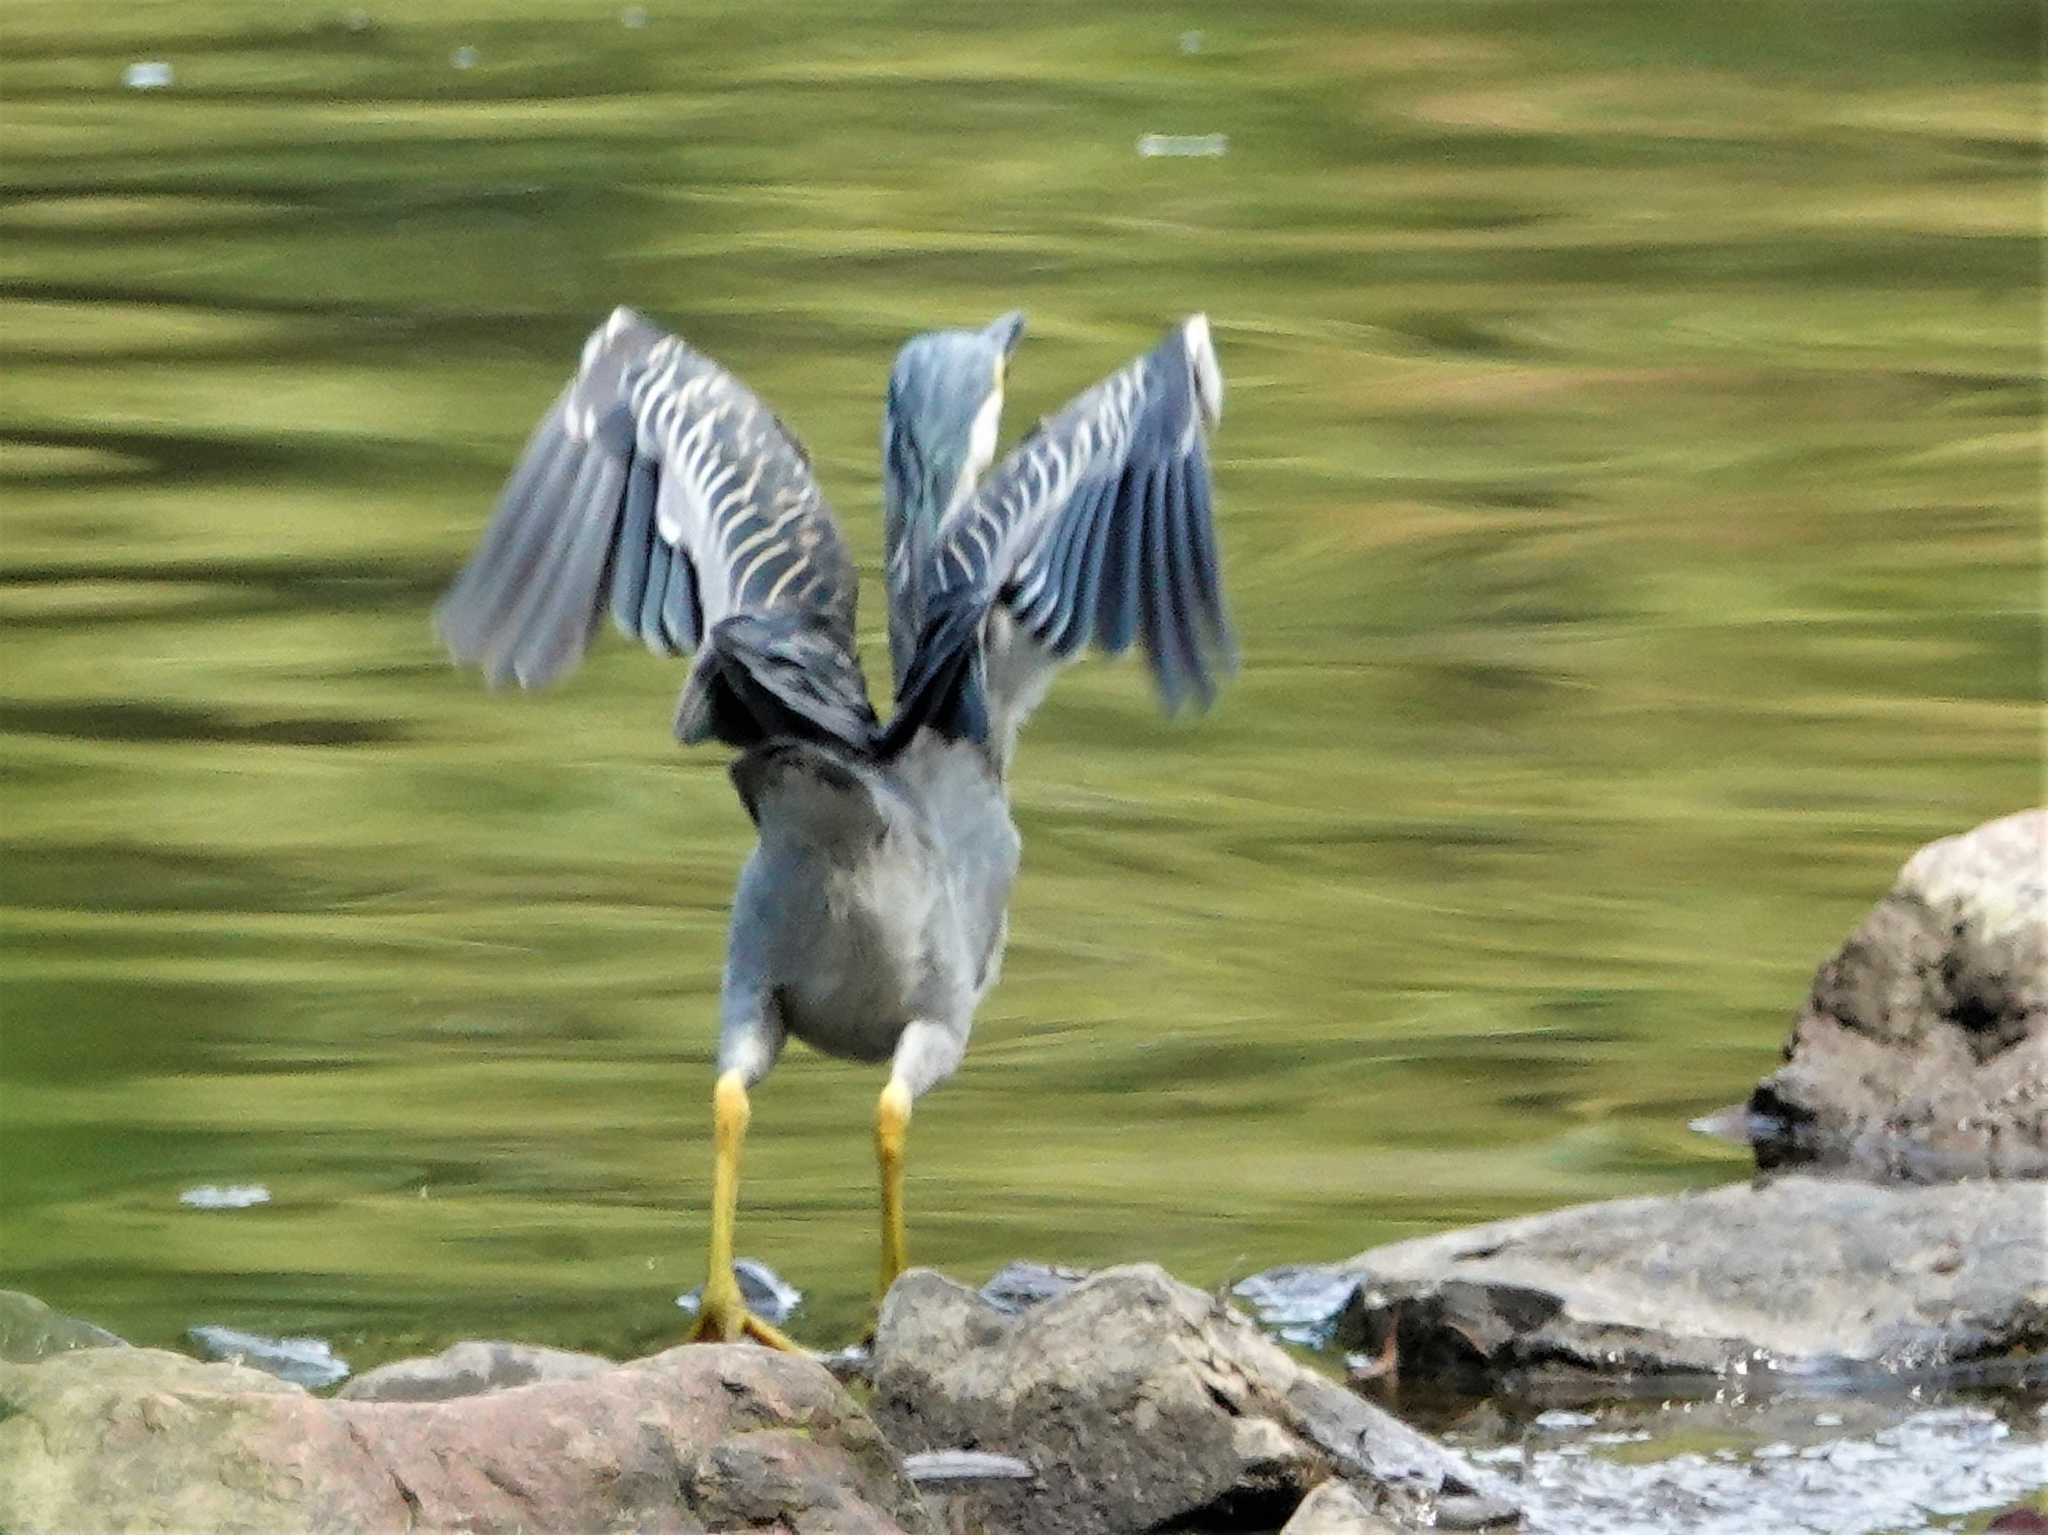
top-left (883, 469), bottom-right (965, 692)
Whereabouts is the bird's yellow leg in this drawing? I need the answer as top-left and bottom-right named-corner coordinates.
top-left (688, 1071), bottom-right (801, 1351)
top-left (875, 1078), bottom-right (913, 1298)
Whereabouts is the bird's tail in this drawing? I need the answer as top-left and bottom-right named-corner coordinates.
top-left (675, 612), bottom-right (880, 755)
top-left (728, 738), bottom-right (896, 840)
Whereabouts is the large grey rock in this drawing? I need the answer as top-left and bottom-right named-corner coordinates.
top-left (1324, 1175), bottom-right (2048, 1391)
top-left (336, 1339), bottom-right (612, 1402)
top-left (869, 1262), bottom-right (1508, 1535)
top-left (1749, 808), bottom-right (2047, 1181)
top-left (0, 1290), bottom-right (123, 1363)
top-left (0, 1340), bottom-right (935, 1534)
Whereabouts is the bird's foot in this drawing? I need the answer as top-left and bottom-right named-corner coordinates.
top-left (687, 1283), bottom-right (802, 1351)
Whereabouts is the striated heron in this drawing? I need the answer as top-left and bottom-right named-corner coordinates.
top-left (435, 307), bottom-right (1233, 1345)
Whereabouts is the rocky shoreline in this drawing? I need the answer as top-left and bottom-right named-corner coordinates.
top-left (3, 810), bottom-right (2040, 1532)
top-left (3, 1199), bottom-right (2043, 1535)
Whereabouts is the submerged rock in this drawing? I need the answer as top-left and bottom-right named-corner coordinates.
top-left (186, 1324), bottom-right (349, 1389)
top-left (676, 1256), bottom-right (803, 1325)
top-left (978, 1258), bottom-right (1088, 1313)
top-left (0, 1291), bottom-right (123, 1364)
top-left (336, 1338), bottom-right (612, 1402)
top-left (1236, 1264), bottom-right (1380, 1349)
top-left (1302, 1175), bottom-right (2048, 1392)
top-left (869, 1262), bottom-right (1510, 1535)
top-left (0, 1341), bottom-right (934, 1534)
top-left (1746, 808), bottom-right (2047, 1181)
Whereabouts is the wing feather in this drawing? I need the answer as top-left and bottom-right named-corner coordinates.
top-left (1159, 457), bottom-right (1210, 705)
top-left (660, 541), bottom-right (701, 653)
top-left (1060, 472), bottom-right (1119, 657)
top-left (502, 452), bottom-right (627, 687)
top-left (436, 308), bottom-right (873, 749)
top-left (635, 545), bottom-right (672, 655)
top-left (1094, 460), bottom-right (1145, 656)
top-left (881, 316), bottom-right (1232, 755)
top-left (606, 457), bottom-right (659, 635)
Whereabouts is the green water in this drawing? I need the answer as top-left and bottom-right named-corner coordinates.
top-left (1, 1), bottom-right (2039, 1367)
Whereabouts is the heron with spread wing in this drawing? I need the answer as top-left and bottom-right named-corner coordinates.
top-left (436, 306), bottom-right (1233, 1346)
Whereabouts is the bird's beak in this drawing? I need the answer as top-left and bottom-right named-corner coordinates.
top-left (983, 311), bottom-right (1027, 360)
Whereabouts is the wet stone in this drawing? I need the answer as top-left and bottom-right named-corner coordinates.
top-left (978, 1259), bottom-right (1089, 1313)
top-left (1233, 1264), bottom-right (1368, 1348)
top-left (1294, 1175), bottom-right (2048, 1393)
top-left (186, 1325), bottom-right (348, 1389)
top-left (676, 1256), bottom-right (803, 1324)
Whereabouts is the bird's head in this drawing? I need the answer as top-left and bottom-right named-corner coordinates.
top-left (882, 311), bottom-right (1024, 543)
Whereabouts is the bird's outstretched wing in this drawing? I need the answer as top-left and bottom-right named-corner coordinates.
top-left (435, 307), bottom-right (874, 751)
top-left (882, 315), bottom-right (1233, 753)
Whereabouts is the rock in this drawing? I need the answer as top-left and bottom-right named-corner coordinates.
top-left (677, 1256), bottom-right (803, 1325)
top-left (1435, 1492), bottom-right (1521, 1529)
top-left (978, 1259), bottom-right (1088, 1313)
top-left (1281, 1479), bottom-right (1405, 1533)
top-left (186, 1325), bottom-right (349, 1389)
top-left (1236, 1265), bottom-right (1382, 1348)
top-left (0, 1290), bottom-right (123, 1363)
top-left (900, 1449), bottom-right (1035, 1483)
top-left (336, 1338), bottom-right (613, 1401)
top-left (869, 1263), bottom-right (1509, 1535)
top-left (0, 1340), bottom-right (935, 1534)
top-left (1748, 808), bottom-right (2047, 1181)
top-left (1323, 1174), bottom-right (2048, 1391)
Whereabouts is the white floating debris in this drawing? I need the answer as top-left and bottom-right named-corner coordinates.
top-left (1534, 1408), bottom-right (1600, 1431)
top-left (122, 61), bottom-right (175, 91)
top-left (188, 1325), bottom-right (350, 1388)
top-left (1137, 133), bottom-right (1228, 158)
top-left (621, 4), bottom-right (649, 27)
top-left (450, 45), bottom-right (479, 70)
top-left (676, 1257), bottom-right (802, 1324)
top-left (1179, 30), bottom-right (1203, 54)
top-left (344, 8), bottom-right (372, 31)
top-left (180, 1184), bottom-right (270, 1210)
